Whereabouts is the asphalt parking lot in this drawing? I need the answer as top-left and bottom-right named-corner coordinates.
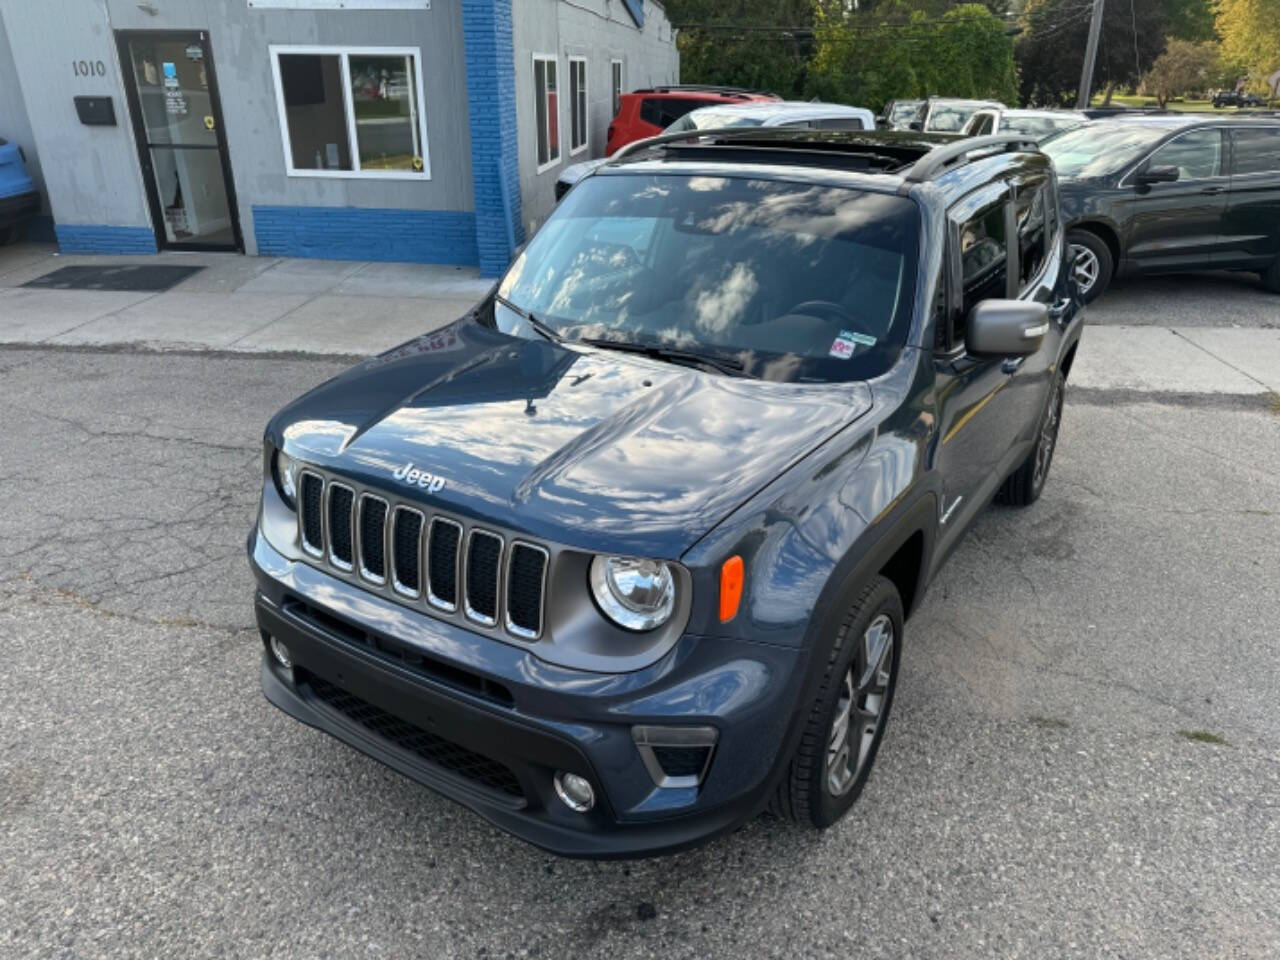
top-left (1, 303), bottom-right (1278, 956)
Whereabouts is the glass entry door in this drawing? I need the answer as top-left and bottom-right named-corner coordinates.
top-left (117, 31), bottom-right (241, 251)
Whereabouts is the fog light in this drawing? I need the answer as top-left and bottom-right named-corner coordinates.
top-left (553, 771), bottom-right (595, 813)
top-left (269, 636), bottom-right (292, 669)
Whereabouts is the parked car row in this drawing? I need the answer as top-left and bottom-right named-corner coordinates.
top-left (566, 86), bottom-right (1280, 305)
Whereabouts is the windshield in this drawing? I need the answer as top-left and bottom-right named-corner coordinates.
top-left (666, 108), bottom-right (766, 132)
top-left (1043, 123), bottom-right (1169, 178)
top-left (494, 173), bottom-right (920, 383)
top-left (1002, 115), bottom-right (1083, 141)
top-left (889, 102), bottom-right (920, 126)
top-left (926, 103), bottom-right (983, 132)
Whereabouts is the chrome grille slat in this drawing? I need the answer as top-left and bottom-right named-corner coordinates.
top-left (391, 506), bottom-right (424, 598)
top-left (358, 494), bottom-right (388, 584)
top-left (326, 483), bottom-right (355, 571)
top-left (292, 470), bottom-right (546, 644)
top-left (464, 530), bottom-right (503, 627)
top-left (426, 518), bottom-right (462, 613)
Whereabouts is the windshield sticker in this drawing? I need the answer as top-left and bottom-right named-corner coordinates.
top-left (830, 330), bottom-right (876, 358)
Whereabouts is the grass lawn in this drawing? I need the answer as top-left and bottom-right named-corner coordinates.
top-left (1091, 93), bottom-right (1276, 113)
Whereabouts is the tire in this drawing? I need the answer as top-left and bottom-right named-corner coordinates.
top-left (1260, 258), bottom-right (1280, 294)
top-left (0, 225), bottom-right (13, 247)
top-left (996, 367), bottom-right (1066, 507)
top-left (770, 575), bottom-right (903, 829)
top-left (1066, 229), bottom-right (1114, 303)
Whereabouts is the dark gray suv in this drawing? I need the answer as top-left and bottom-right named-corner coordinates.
top-left (1044, 116), bottom-right (1280, 301)
top-left (249, 130), bottom-right (1083, 857)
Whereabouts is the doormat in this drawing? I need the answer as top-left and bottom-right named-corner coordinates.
top-left (24, 264), bottom-right (204, 292)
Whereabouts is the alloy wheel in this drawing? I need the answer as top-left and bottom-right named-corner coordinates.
top-left (826, 614), bottom-right (894, 797)
top-left (1069, 244), bottom-right (1099, 295)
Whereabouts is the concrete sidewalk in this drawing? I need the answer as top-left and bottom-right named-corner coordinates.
top-left (0, 242), bottom-right (491, 356)
top-left (1, 241), bottom-right (1278, 398)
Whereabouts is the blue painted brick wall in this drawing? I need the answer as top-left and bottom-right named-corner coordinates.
top-left (55, 224), bottom-right (157, 255)
top-left (462, 0), bottom-right (523, 277)
top-left (252, 206), bottom-right (479, 266)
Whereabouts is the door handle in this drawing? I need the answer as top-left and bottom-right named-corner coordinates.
top-left (1003, 356), bottom-right (1025, 373)
top-left (1200, 185), bottom-right (1226, 195)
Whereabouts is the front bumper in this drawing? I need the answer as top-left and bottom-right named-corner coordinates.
top-left (249, 528), bottom-right (807, 858)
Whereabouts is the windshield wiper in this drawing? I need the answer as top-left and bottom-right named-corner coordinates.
top-left (495, 295), bottom-right (562, 343)
top-left (579, 338), bottom-right (748, 377)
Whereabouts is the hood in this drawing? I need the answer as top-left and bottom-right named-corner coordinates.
top-left (272, 321), bottom-right (872, 558)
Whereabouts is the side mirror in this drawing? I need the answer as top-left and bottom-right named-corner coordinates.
top-left (967, 300), bottom-right (1049, 357)
top-left (1136, 164), bottom-right (1179, 185)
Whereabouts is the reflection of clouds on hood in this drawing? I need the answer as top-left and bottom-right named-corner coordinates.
top-left (695, 262), bottom-right (758, 334)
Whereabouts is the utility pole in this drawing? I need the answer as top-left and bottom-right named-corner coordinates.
top-left (1076, 0), bottom-right (1105, 109)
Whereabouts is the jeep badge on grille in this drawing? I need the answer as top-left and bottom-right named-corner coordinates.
top-left (393, 462), bottom-right (446, 494)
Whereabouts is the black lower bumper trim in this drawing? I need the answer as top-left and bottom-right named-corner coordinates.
top-left (256, 591), bottom-right (766, 858)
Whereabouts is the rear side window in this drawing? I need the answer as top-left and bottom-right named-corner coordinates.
top-left (1231, 127), bottom-right (1280, 175)
top-left (956, 200), bottom-right (1009, 343)
top-left (970, 113), bottom-right (995, 136)
top-left (1147, 128), bottom-right (1223, 180)
top-left (1015, 175), bottom-right (1049, 291)
top-left (639, 97), bottom-right (704, 128)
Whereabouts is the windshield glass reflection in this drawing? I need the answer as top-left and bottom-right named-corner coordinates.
top-left (496, 173), bottom-right (920, 383)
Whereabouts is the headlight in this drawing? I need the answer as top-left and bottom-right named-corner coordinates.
top-left (589, 556), bottom-right (676, 632)
top-left (273, 449), bottom-right (299, 510)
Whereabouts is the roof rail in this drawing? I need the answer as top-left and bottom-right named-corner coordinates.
top-left (631, 84), bottom-right (778, 98)
top-left (609, 126), bottom-right (778, 162)
top-left (901, 134), bottom-right (1040, 183)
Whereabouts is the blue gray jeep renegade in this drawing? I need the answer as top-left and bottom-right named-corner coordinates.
top-left (250, 130), bottom-right (1082, 858)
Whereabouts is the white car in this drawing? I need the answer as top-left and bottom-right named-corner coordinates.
top-left (961, 108), bottom-right (1087, 142)
top-left (555, 101), bottom-right (878, 199)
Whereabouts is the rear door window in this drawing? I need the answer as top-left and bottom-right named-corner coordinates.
top-left (1230, 127), bottom-right (1280, 175)
top-left (639, 97), bottom-right (704, 128)
top-left (951, 193), bottom-right (1011, 348)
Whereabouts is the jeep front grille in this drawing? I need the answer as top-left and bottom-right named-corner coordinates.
top-left (296, 470), bottom-right (548, 642)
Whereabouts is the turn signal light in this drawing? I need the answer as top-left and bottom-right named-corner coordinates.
top-left (719, 555), bottom-right (744, 622)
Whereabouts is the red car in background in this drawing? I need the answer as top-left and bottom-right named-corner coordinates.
top-left (605, 85), bottom-right (779, 155)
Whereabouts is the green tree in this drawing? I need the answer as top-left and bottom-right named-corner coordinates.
top-left (666, 0), bottom-right (814, 99)
top-left (807, 2), bottom-right (1018, 111)
top-left (1215, 0), bottom-right (1280, 88)
top-left (1163, 0), bottom-right (1216, 42)
top-left (1142, 38), bottom-right (1222, 104)
top-left (1018, 0), bottom-right (1168, 106)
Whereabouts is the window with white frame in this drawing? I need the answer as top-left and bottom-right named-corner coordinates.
top-left (533, 54), bottom-right (560, 171)
top-left (269, 45), bottom-right (430, 178)
top-left (610, 59), bottom-right (623, 118)
top-left (569, 57), bottom-right (588, 155)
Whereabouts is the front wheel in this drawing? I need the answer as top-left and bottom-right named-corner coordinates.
top-left (1066, 229), bottom-right (1113, 303)
top-left (770, 575), bottom-right (903, 828)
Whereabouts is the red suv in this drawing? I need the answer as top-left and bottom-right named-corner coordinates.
top-left (605, 85), bottom-right (779, 155)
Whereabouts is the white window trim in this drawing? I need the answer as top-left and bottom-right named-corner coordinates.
top-left (269, 44), bottom-right (431, 180)
top-left (568, 56), bottom-right (588, 157)
top-left (532, 53), bottom-right (561, 174)
top-left (610, 59), bottom-right (623, 118)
